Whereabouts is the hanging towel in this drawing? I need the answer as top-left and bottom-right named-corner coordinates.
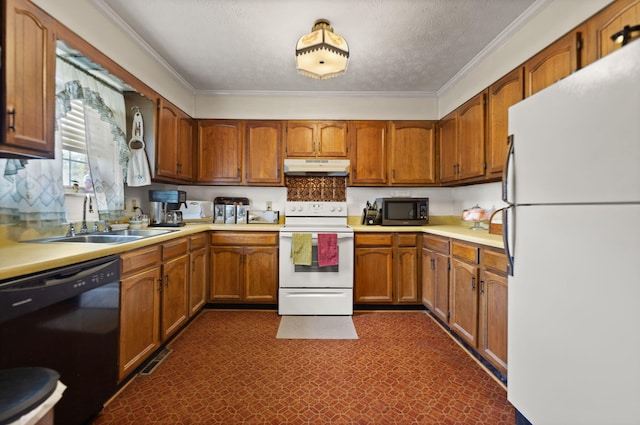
top-left (127, 111), bottom-right (151, 186)
top-left (318, 233), bottom-right (339, 267)
top-left (291, 233), bottom-right (312, 266)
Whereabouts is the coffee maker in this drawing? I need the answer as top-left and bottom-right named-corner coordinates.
top-left (148, 190), bottom-right (187, 226)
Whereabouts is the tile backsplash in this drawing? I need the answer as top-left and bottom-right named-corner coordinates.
top-left (285, 176), bottom-right (347, 201)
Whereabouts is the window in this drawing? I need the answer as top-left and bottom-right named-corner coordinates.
top-left (59, 99), bottom-right (92, 192)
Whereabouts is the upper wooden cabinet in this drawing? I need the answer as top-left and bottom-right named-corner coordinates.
top-left (155, 98), bottom-right (193, 183)
top-left (196, 120), bottom-right (244, 184)
top-left (349, 121), bottom-right (387, 186)
top-left (245, 120), bottom-right (284, 186)
top-left (524, 25), bottom-right (585, 97)
top-left (1, 0), bottom-right (56, 159)
top-left (486, 68), bottom-right (524, 178)
top-left (285, 121), bottom-right (348, 158)
top-left (439, 92), bottom-right (486, 184)
top-left (585, 0), bottom-right (640, 65)
top-left (389, 121), bottom-right (437, 185)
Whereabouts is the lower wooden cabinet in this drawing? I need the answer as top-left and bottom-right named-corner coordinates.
top-left (119, 245), bottom-right (162, 381)
top-left (354, 233), bottom-right (420, 304)
top-left (209, 232), bottom-right (278, 303)
top-left (160, 237), bottom-right (190, 340)
top-left (479, 248), bottom-right (509, 376)
top-left (189, 233), bottom-right (208, 316)
top-left (421, 234), bottom-right (450, 324)
top-left (119, 237), bottom-right (191, 381)
top-left (420, 235), bottom-right (509, 377)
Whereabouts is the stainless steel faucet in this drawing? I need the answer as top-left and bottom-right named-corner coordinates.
top-left (80, 194), bottom-right (93, 233)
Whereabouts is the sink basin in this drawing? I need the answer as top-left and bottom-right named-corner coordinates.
top-left (23, 228), bottom-right (179, 244)
top-left (105, 229), bottom-right (177, 237)
top-left (25, 234), bottom-right (143, 244)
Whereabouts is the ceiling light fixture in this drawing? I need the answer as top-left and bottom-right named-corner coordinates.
top-left (611, 24), bottom-right (640, 46)
top-left (296, 19), bottom-right (349, 80)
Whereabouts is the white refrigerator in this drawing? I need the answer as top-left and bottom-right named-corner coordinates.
top-left (504, 40), bottom-right (640, 425)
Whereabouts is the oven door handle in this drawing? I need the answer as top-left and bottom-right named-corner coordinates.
top-left (279, 233), bottom-right (353, 240)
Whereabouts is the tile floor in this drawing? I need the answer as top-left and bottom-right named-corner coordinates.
top-left (92, 310), bottom-right (514, 424)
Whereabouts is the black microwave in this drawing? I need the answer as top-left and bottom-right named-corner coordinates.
top-left (377, 198), bottom-right (429, 226)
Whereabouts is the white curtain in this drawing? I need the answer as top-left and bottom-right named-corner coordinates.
top-left (55, 58), bottom-right (129, 219)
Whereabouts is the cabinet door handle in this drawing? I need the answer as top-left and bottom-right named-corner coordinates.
top-left (7, 109), bottom-right (16, 131)
top-left (165, 274), bottom-right (169, 287)
top-left (157, 279), bottom-right (163, 292)
top-left (430, 258), bottom-right (435, 270)
top-left (479, 279), bottom-right (484, 294)
top-left (471, 276), bottom-right (476, 291)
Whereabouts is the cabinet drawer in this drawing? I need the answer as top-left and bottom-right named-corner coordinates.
top-left (190, 232), bottom-right (208, 250)
top-left (483, 248), bottom-right (508, 274)
top-left (355, 233), bottom-right (393, 246)
top-left (452, 241), bottom-right (479, 264)
top-left (163, 237), bottom-right (190, 261)
top-left (396, 233), bottom-right (418, 247)
top-left (210, 232), bottom-right (278, 246)
top-left (121, 245), bottom-right (161, 275)
top-left (423, 234), bottom-right (450, 254)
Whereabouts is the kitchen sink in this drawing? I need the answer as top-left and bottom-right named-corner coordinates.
top-left (104, 229), bottom-right (177, 237)
top-left (23, 228), bottom-right (177, 244)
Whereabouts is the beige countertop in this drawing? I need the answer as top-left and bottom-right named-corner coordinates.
top-left (0, 218), bottom-right (502, 281)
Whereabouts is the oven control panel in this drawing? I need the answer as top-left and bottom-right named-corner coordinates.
top-left (285, 201), bottom-right (347, 217)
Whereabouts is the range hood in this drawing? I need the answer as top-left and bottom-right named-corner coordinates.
top-left (283, 159), bottom-right (350, 176)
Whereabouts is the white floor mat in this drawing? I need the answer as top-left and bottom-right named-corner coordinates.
top-left (276, 315), bottom-right (359, 340)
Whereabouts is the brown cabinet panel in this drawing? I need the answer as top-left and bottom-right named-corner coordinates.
top-left (423, 234), bottom-right (450, 254)
top-left (389, 121), bottom-right (437, 185)
top-left (244, 246), bottom-right (278, 303)
top-left (450, 258), bottom-right (479, 347)
top-left (162, 237), bottom-right (190, 261)
top-left (211, 232), bottom-right (278, 246)
top-left (524, 26), bottom-right (585, 97)
top-left (189, 245), bottom-right (207, 316)
top-left (317, 122), bottom-right (348, 157)
top-left (479, 269), bottom-right (508, 375)
top-left (2, 0), bottom-right (56, 158)
top-left (121, 245), bottom-right (161, 275)
top-left (457, 92), bottom-right (487, 181)
top-left (438, 111), bottom-right (458, 183)
top-left (155, 99), bottom-right (193, 183)
top-left (396, 246), bottom-right (419, 303)
top-left (355, 247), bottom-right (393, 303)
top-left (119, 266), bottom-right (161, 381)
top-left (177, 116), bottom-right (194, 181)
top-left (196, 120), bottom-right (243, 184)
top-left (586, 0), bottom-right (640, 64)
top-left (209, 246), bottom-right (243, 301)
top-left (161, 252), bottom-right (189, 339)
top-left (355, 233), bottom-right (393, 246)
top-left (452, 241), bottom-right (480, 264)
top-left (349, 121), bottom-right (387, 185)
top-left (245, 120), bottom-right (283, 185)
top-left (209, 232), bottom-right (278, 303)
top-left (487, 68), bottom-right (524, 177)
top-left (285, 121), bottom-right (347, 158)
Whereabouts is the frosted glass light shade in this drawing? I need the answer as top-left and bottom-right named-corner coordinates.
top-left (296, 19), bottom-right (349, 80)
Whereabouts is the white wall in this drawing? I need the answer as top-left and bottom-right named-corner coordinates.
top-left (194, 93), bottom-right (439, 120)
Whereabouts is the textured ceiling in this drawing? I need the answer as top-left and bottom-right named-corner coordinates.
top-left (97, 0), bottom-right (538, 95)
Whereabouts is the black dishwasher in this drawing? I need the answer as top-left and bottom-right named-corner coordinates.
top-left (0, 255), bottom-right (120, 425)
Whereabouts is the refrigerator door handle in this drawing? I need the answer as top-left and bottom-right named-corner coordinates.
top-left (502, 206), bottom-right (515, 276)
top-left (502, 135), bottom-right (515, 204)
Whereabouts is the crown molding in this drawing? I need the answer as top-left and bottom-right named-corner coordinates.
top-left (193, 90), bottom-right (438, 98)
top-left (437, 0), bottom-right (551, 97)
top-left (91, 0), bottom-right (196, 92)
